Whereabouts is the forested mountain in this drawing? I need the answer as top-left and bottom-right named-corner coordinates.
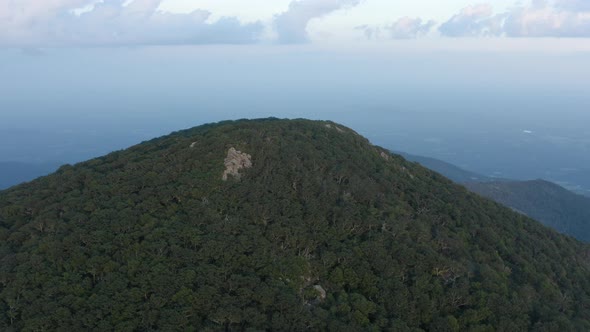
top-left (400, 152), bottom-right (590, 243)
top-left (0, 162), bottom-right (61, 190)
top-left (465, 180), bottom-right (590, 243)
top-left (1, 118), bottom-right (590, 331)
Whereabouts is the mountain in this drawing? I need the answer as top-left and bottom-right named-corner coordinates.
top-left (397, 152), bottom-right (493, 183)
top-left (465, 180), bottom-right (590, 242)
top-left (1, 118), bottom-right (589, 331)
top-left (0, 162), bottom-right (61, 190)
top-left (399, 151), bottom-right (590, 243)
top-left (534, 167), bottom-right (590, 198)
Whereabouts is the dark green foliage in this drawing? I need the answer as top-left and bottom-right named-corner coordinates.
top-left (0, 118), bottom-right (589, 331)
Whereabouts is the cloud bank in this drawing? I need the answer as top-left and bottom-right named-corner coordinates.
top-left (0, 0), bottom-right (263, 47)
top-left (556, 0), bottom-right (590, 11)
top-left (388, 17), bottom-right (437, 39)
top-left (439, 1), bottom-right (590, 38)
top-left (3, 0), bottom-right (590, 47)
top-left (274, 0), bottom-right (361, 43)
top-left (439, 4), bottom-right (504, 37)
top-left (356, 17), bottom-right (436, 40)
top-left (357, 1), bottom-right (590, 40)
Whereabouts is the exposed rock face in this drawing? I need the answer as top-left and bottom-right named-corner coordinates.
top-left (222, 147), bottom-right (252, 181)
top-left (314, 285), bottom-right (327, 301)
top-left (380, 151), bottom-right (390, 161)
top-left (325, 123), bottom-right (345, 133)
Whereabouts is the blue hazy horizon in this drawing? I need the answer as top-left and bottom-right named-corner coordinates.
top-left (2, 46), bottom-right (589, 193)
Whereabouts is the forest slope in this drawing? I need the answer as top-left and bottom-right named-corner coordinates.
top-left (1, 119), bottom-right (589, 331)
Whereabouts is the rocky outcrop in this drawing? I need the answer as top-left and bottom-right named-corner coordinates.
top-left (314, 285), bottom-right (327, 301)
top-left (325, 123), bottom-right (345, 133)
top-left (222, 147), bottom-right (252, 181)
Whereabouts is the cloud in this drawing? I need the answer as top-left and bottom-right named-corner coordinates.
top-left (0, 0), bottom-right (264, 47)
top-left (356, 17), bottom-right (435, 40)
top-left (555, 0), bottom-right (590, 11)
top-left (274, 0), bottom-right (361, 43)
top-left (439, 4), bottom-right (504, 37)
top-left (504, 3), bottom-right (590, 37)
top-left (388, 17), bottom-right (436, 39)
top-left (354, 25), bottom-right (379, 40)
top-left (440, 1), bottom-right (590, 38)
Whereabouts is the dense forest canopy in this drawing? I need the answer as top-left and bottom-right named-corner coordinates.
top-left (1, 118), bottom-right (589, 331)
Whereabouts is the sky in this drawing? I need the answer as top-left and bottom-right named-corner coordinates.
top-left (2, 0), bottom-right (590, 46)
top-left (1, 0), bottom-right (590, 191)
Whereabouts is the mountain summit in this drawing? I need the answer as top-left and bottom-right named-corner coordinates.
top-left (1, 118), bottom-right (589, 330)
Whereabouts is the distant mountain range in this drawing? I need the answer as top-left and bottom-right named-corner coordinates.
top-left (0, 162), bottom-right (61, 190)
top-left (546, 169), bottom-right (590, 198)
top-left (465, 180), bottom-right (590, 241)
top-left (396, 152), bottom-right (494, 183)
top-left (399, 152), bottom-right (590, 242)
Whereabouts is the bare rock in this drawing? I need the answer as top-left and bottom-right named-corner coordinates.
top-left (314, 285), bottom-right (327, 301)
top-left (380, 151), bottom-right (390, 161)
top-left (325, 123), bottom-right (345, 133)
top-left (222, 147), bottom-right (252, 181)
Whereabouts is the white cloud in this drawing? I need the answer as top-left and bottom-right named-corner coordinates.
top-left (354, 25), bottom-right (379, 40)
top-left (0, 0), bottom-right (263, 47)
top-left (555, 0), bottom-right (590, 11)
top-left (439, 1), bottom-right (590, 38)
top-left (3, 0), bottom-right (590, 47)
top-left (274, 0), bottom-right (361, 43)
top-left (504, 3), bottom-right (590, 37)
top-left (388, 17), bottom-right (436, 39)
top-left (439, 4), bottom-right (504, 37)
top-left (356, 17), bottom-right (436, 40)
